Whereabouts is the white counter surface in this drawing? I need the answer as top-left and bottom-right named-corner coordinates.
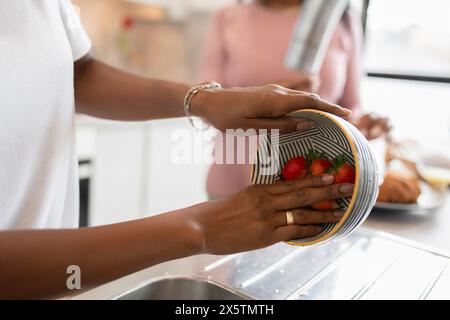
top-left (71, 227), bottom-right (450, 300)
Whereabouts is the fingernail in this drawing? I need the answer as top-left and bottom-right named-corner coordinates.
top-left (333, 210), bottom-right (346, 218)
top-left (339, 184), bottom-right (354, 194)
top-left (341, 107), bottom-right (352, 115)
top-left (321, 174), bottom-right (334, 183)
top-left (296, 121), bottom-right (315, 131)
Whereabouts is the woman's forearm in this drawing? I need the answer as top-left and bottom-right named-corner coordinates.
top-left (0, 208), bottom-right (204, 299)
top-left (0, 174), bottom-right (354, 299)
top-left (74, 56), bottom-right (190, 121)
top-left (73, 55), bottom-right (351, 132)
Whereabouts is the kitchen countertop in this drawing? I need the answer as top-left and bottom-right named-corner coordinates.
top-left (72, 226), bottom-right (450, 300)
top-left (365, 190), bottom-right (450, 251)
top-left (72, 119), bottom-right (450, 301)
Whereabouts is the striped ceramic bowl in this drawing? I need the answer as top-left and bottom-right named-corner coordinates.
top-left (250, 109), bottom-right (379, 246)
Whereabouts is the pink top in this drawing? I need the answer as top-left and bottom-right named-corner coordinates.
top-left (199, 3), bottom-right (363, 197)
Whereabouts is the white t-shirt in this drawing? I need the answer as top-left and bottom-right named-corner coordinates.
top-left (0, 0), bottom-right (91, 229)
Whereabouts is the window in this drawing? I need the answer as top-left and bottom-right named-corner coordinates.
top-left (364, 0), bottom-right (450, 80)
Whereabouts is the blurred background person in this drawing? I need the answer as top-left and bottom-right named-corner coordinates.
top-left (199, 0), bottom-right (388, 199)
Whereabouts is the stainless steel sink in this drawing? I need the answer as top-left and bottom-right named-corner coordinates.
top-left (113, 276), bottom-right (251, 300)
top-left (73, 229), bottom-right (450, 300)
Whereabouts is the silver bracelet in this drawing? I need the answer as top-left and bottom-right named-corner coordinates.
top-left (183, 81), bottom-right (222, 131)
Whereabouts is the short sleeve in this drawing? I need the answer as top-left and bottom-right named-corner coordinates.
top-left (59, 0), bottom-right (92, 61)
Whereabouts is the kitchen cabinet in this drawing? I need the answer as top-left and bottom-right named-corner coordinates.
top-left (77, 117), bottom-right (145, 225)
top-left (76, 116), bottom-right (209, 226)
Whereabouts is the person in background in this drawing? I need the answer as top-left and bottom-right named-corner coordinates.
top-left (199, 0), bottom-right (389, 199)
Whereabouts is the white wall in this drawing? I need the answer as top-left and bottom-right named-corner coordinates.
top-left (361, 77), bottom-right (450, 141)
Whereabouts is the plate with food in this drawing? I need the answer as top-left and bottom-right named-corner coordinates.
top-left (375, 176), bottom-right (446, 213)
top-left (373, 140), bottom-right (449, 213)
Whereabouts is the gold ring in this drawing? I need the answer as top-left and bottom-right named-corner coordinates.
top-left (285, 210), bottom-right (294, 226)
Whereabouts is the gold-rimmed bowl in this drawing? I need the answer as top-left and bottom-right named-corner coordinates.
top-left (250, 109), bottom-right (379, 246)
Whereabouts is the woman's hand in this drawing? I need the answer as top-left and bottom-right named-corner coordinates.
top-left (190, 84), bottom-right (351, 134)
top-left (277, 75), bottom-right (321, 93)
top-left (352, 113), bottom-right (391, 140)
top-left (191, 174), bottom-right (354, 255)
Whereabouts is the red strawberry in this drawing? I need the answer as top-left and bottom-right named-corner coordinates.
top-left (282, 156), bottom-right (307, 181)
top-left (331, 155), bottom-right (356, 184)
top-left (311, 200), bottom-right (338, 210)
top-left (307, 150), bottom-right (331, 176)
top-left (311, 155), bottom-right (354, 210)
top-left (310, 159), bottom-right (332, 176)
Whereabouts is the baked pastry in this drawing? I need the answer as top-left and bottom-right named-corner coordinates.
top-left (377, 170), bottom-right (421, 203)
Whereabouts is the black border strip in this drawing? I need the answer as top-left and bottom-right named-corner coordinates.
top-left (366, 72), bottom-right (450, 84)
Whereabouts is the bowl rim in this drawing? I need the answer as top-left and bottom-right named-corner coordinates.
top-left (250, 109), bottom-right (361, 246)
